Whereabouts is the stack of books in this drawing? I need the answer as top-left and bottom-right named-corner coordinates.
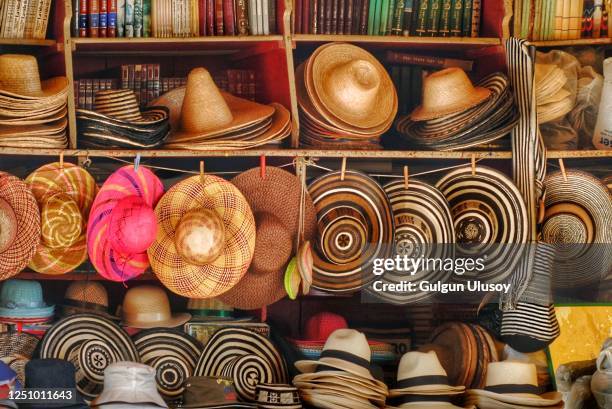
top-left (72, 0), bottom-right (279, 37)
top-left (293, 0), bottom-right (481, 36)
top-left (0, 0), bottom-right (53, 39)
top-left (515, 0), bottom-right (612, 40)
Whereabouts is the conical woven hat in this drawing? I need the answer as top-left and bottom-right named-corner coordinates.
top-left (0, 54), bottom-right (68, 99)
top-left (181, 68), bottom-right (234, 132)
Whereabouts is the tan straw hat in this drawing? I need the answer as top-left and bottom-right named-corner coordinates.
top-left (121, 285), bottom-right (190, 329)
top-left (410, 68), bottom-right (491, 121)
top-left (0, 54), bottom-right (69, 99)
top-left (147, 174), bottom-right (256, 299)
top-left (389, 351), bottom-right (465, 396)
top-left (61, 281), bottom-right (117, 320)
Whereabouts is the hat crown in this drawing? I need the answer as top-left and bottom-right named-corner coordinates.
top-left (122, 285), bottom-right (173, 325)
top-left (109, 195), bottom-right (158, 254)
top-left (103, 362), bottom-right (158, 393)
top-left (324, 59), bottom-right (380, 117)
top-left (323, 329), bottom-right (371, 362)
top-left (25, 359), bottom-right (78, 389)
top-left (175, 209), bottom-right (226, 266)
top-left (180, 68), bottom-right (233, 133)
top-left (41, 192), bottom-right (83, 249)
top-left (250, 212), bottom-right (292, 275)
top-left (396, 351), bottom-right (448, 382)
top-left (64, 281), bottom-right (109, 306)
top-left (485, 361), bottom-right (538, 388)
top-left (0, 279), bottom-right (45, 308)
top-left (182, 376), bottom-right (239, 405)
top-left (93, 89), bottom-right (142, 120)
top-left (304, 312), bottom-right (348, 341)
top-left (0, 54), bottom-right (43, 96)
top-left (421, 68), bottom-right (479, 112)
top-left (0, 197), bottom-right (17, 254)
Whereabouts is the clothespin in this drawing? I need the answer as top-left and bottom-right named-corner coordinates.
top-left (260, 155), bottom-right (266, 179)
top-left (340, 157), bottom-right (347, 181)
top-left (471, 154), bottom-right (476, 176)
top-left (59, 151), bottom-right (64, 172)
top-left (134, 153), bottom-right (141, 172)
top-left (200, 161), bottom-right (205, 185)
top-left (403, 166), bottom-right (409, 189)
top-left (16, 321), bottom-right (22, 334)
top-left (558, 159), bottom-right (568, 182)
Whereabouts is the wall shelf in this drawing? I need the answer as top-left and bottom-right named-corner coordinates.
top-left (530, 38), bottom-right (612, 47)
top-left (547, 150), bottom-right (612, 158)
top-left (0, 38), bottom-right (56, 46)
top-left (292, 34), bottom-right (501, 50)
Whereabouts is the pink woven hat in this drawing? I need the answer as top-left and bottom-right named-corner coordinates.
top-left (87, 165), bottom-right (164, 281)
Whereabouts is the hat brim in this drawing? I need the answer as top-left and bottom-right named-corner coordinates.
top-left (0, 77), bottom-right (70, 100)
top-left (410, 86), bottom-right (491, 121)
top-left (294, 357), bottom-right (376, 382)
top-left (60, 305), bottom-right (119, 321)
top-left (123, 312), bottom-right (192, 329)
top-left (294, 378), bottom-right (385, 404)
top-left (0, 305), bottom-right (54, 318)
top-left (386, 402), bottom-right (472, 409)
top-left (91, 390), bottom-right (168, 408)
top-left (299, 389), bottom-right (379, 409)
top-left (467, 390), bottom-right (563, 407)
top-left (389, 385), bottom-right (465, 396)
top-left (179, 403), bottom-right (256, 408)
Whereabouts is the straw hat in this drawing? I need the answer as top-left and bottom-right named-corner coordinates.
top-left (0, 279), bottom-right (54, 320)
top-left (256, 383), bottom-right (302, 409)
top-left (25, 162), bottom-right (97, 275)
top-left (0, 54), bottom-right (69, 99)
top-left (410, 68), bottom-right (491, 121)
top-left (0, 171), bottom-right (41, 280)
top-left (217, 167), bottom-right (317, 310)
top-left (60, 281), bottom-right (117, 319)
top-left (220, 354), bottom-right (275, 401)
top-left (389, 351), bottom-right (465, 396)
top-left (187, 298), bottom-right (234, 319)
top-left (179, 376), bottom-right (256, 408)
top-left (88, 165), bottom-right (164, 282)
top-left (148, 174), bottom-right (256, 299)
top-left (121, 285), bottom-right (191, 329)
top-left (0, 332), bottom-right (39, 385)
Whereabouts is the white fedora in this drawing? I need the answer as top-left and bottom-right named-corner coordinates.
top-left (389, 351), bottom-right (465, 396)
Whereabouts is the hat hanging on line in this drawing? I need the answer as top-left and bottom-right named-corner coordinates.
top-left (256, 383), bottom-right (302, 409)
top-left (217, 166), bottom-right (318, 310)
top-left (148, 172), bottom-right (256, 299)
top-left (60, 281), bottom-right (118, 320)
top-left (179, 376), bottom-right (257, 408)
top-left (121, 285), bottom-right (191, 329)
top-left (0, 279), bottom-right (54, 321)
top-left (0, 171), bottom-right (41, 280)
top-left (25, 162), bottom-right (97, 275)
top-left (88, 164), bottom-right (164, 282)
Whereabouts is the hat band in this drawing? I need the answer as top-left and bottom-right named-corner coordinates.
top-left (189, 309), bottom-right (233, 318)
top-left (315, 349), bottom-right (371, 372)
top-left (484, 384), bottom-right (540, 394)
top-left (393, 394), bottom-right (451, 404)
top-left (395, 375), bottom-right (450, 389)
top-left (63, 299), bottom-right (109, 313)
top-left (1, 301), bottom-right (45, 309)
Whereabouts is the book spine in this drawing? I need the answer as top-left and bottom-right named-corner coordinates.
top-left (79, 80), bottom-right (86, 109)
top-left (255, 0), bottom-right (262, 34)
top-left (414, 0), bottom-right (428, 35)
top-left (391, 0), bottom-right (404, 34)
top-left (117, 0), bottom-right (125, 35)
top-left (198, 0), bottom-right (205, 34)
top-left (215, 0), bottom-right (224, 33)
top-left (319, 0), bottom-right (326, 33)
top-left (262, 0), bottom-right (269, 34)
top-left (247, 0), bottom-right (256, 33)
top-left (13, 0), bottom-right (27, 38)
top-left (460, 0), bottom-right (470, 36)
top-left (569, 0), bottom-right (581, 39)
top-left (386, 50), bottom-right (473, 70)
top-left (23, 0), bottom-right (37, 38)
top-left (236, 0), bottom-right (248, 33)
top-left (409, 0), bottom-right (420, 33)
top-left (142, 0), bottom-right (150, 35)
top-left (108, 0), bottom-right (117, 36)
top-left (74, 80), bottom-right (80, 108)
top-left (449, 0), bottom-right (461, 35)
top-left (269, 0), bottom-right (276, 33)
top-left (324, 0), bottom-right (332, 33)
top-left (85, 79), bottom-right (93, 110)
top-left (153, 64), bottom-right (160, 98)
top-left (426, 0), bottom-right (441, 35)
top-left (223, 0), bottom-right (235, 33)
top-left (331, 0), bottom-right (339, 33)
top-left (386, 0), bottom-right (396, 33)
top-left (303, 0), bottom-right (310, 33)
top-left (38, 0), bottom-right (52, 38)
top-left (469, 0), bottom-right (479, 36)
top-left (133, 0), bottom-right (142, 35)
top-left (359, 0), bottom-right (368, 33)
top-left (402, 0), bottom-right (413, 34)
top-left (99, 0), bottom-right (107, 36)
top-left (73, 0), bottom-right (80, 37)
top-left (207, 0), bottom-right (215, 33)
top-left (438, 0), bottom-right (451, 35)
top-left (2, 0), bottom-right (14, 38)
top-left (338, 0), bottom-right (345, 33)
top-left (295, 0), bottom-right (303, 32)
top-left (372, 0), bottom-right (381, 34)
top-left (345, 0), bottom-right (353, 32)
top-left (88, 0), bottom-right (100, 36)
top-left (124, 0), bottom-right (134, 36)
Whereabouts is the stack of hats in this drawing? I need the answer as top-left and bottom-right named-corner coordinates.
top-left (535, 63), bottom-right (573, 124)
top-left (465, 361), bottom-right (563, 409)
top-left (293, 328), bottom-right (389, 408)
top-left (152, 67), bottom-right (291, 150)
top-left (387, 351), bottom-right (467, 409)
top-left (296, 42), bottom-right (398, 149)
top-left (0, 332), bottom-right (39, 385)
top-left (76, 89), bottom-right (170, 148)
top-left (0, 279), bottom-right (54, 326)
top-left (0, 54), bottom-right (69, 148)
top-left (396, 68), bottom-right (518, 150)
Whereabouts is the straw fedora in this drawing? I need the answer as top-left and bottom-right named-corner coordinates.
top-left (179, 376), bottom-right (256, 408)
top-left (88, 165), bottom-right (164, 282)
top-left (410, 68), bottom-right (491, 121)
top-left (0, 55), bottom-right (69, 99)
top-left (25, 162), bottom-right (97, 275)
top-left (60, 281), bottom-right (118, 319)
top-left (217, 167), bottom-right (317, 310)
top-left (0, 279), bottom-right (54, 320)
top-left (0, 171), bottom-right (41, 280)
top-left (148, 174), bottom-right (256, 299)
top-left (256, 383), bottom-right (302, 409)
top-left (389, 351), bottom-right (465, 396)
top-left (121, 285), bottom-right (191, 329)
top-left (467, 361), bottom-right (562, 407)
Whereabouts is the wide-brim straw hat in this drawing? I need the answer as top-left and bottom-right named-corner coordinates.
top-left (298, 389), bottom-right (379, 409)
top-left (464, 394), bottom-right (563, 409)
top-left (389, 351), bottom-right (465, 396)
top-left (0, 172), bottom-right (41, 280)
top-left (88, 165), bottom-right (164, 282)
top-left (217, 167), bottom-right (317, 310)
top-left (121, 285), bottom-right (191, 329)
top-left (25, 162), bottom-right (97, 275)
top-left (148, 174), bottom-right (256, 299)
top-left (293, 373), bottom-right (387, 405)
top-left (0, 54), bottom-right (69, 99)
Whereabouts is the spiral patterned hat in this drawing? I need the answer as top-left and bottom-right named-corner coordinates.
top-left (88, 165), bottom-right (164, 282)
top-left (25, 162), bottom-right (97, 275)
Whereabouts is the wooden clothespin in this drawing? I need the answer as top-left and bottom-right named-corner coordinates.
top-left (200, 161), bottom-right (205, 185)
top-left (134, 153), bottom-right (141, 172)
top-left (471, 154), bottom-right (476, 176)
top-left (260, 155), bottom-right (266, 179)
top-left (558, 159), bottom-right (568, 182)
top-left (403, 166), bottom-right (409, 189)
top-left (340, 157), bottom-right (347, 181)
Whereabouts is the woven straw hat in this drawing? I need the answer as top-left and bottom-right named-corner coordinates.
top-left (410, 68), bottom-right (491, 121)
top-left (148, 174), bottom-right (256, 299)
top-left (0, 172), bottom-right (40, 280)
top-left (121, 285), bottom-right (190, 329)
top-left (217, 167), bottom-right (317, 310)
top-left (88, 165), bottom-right (164, 282)
top-left (0, 55), bottom-right (69, 99)
top-left (0, 279), bottom-right (54, 319)
top-left (25, 162), bottom-right (97, 275)
top-left (61, 281), bottom-right (117, 319)
top-left (389, 351), bottom-right (464, 396)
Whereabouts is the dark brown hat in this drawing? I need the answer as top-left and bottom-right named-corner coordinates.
top-left (180, 376), bottom-right (256, 408)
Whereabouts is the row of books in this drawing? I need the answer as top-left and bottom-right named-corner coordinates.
top-left (515, 0), bottom-right (612, 40)
top-left (0, 0), bottom-right (52, 39)
top-left (294, 0), bottom-right (481, 36)
top-left (71, 0), bottom-right (279, 37)
top-left (75, 65), bottom-right (256, 110)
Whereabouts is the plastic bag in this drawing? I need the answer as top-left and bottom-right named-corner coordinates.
top-left (536, 50), bottom-right (580, 108)
top-left (539, 117), bottom-right (578, 150)
top-left (568, 66), bottom-right (603, 149)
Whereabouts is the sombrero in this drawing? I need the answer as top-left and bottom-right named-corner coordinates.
top-left (148, 174), bottom-right (256, 299)
top-left (217, 167), bottom-right (317, 309)
top-left (0, 54), bottom-right (69, 99)
top-left (0, 171), bottom-right (40, 280)
top-left (38, 313), bottom-right (139, 401)
top-left (132, 328), bottom-right (203, 402)
top-left (435, 165), bottom-right (529, 283)
top-left (88, 165), bottom-right (164, 282)
top-left (542, 169), bottom-right (612, 289)
top-left (25, 162), bottom-right (97, 275)
top-left (220, 354), bottom-right (275, 401)
top-left (193, 327), bottom-right (288, 386)
top-left (308, 170), bottom-right (394, 293)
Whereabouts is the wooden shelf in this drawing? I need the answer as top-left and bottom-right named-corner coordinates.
top-left (547, 150), bottom-right (612, 158)
top-left (0, 38), bottom-right (56, 46)
top-left (530, 38), bottom-right (612, 47)
top-left (292, 34), bottom-right (501, 49)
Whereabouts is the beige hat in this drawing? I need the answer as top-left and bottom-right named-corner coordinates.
top-left (466, 361), bottom-right (562, 407)
top-left (389, 351), bottom-right (465, 396)
top-left (0, 54), bottom-right (69, 99)
top-left (121, 285), bottom-right (191, 329)
top-left (410, 68), bottom-right (491, 121)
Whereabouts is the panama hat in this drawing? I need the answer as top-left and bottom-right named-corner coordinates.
top-left (60, 281), bottom-right (118, 319)
top-left (91, 362), bottom-right (168, 408)
top-left (88, 165), bottom-right (164, 282)
top-left (39, 313), bottom-right (140, 401)
top-left (121, 285), bottom-right (191, 329)
top-left (389, 351), bottom-right (465, 396)
top-left (217, 167), bottom-right (317, 309)
top-left (148, 173), bottom-right (256, 299)
top-left (133, 328), bottom-right (203, 401)
top-left (466, 361), bottom-right (562, 407)
top-left (256, 383), bottom-right (302, 409)
top-left (0, 171), bottom-right (41, 280)
top-left (179, 376), bottom-right (257, 408)
top-left (0, 279), bottom-right (54, 320)
top-left (25, 162), bottom-right (97, 275)
top-left (0, 54), bottom-right (69, 99)
top-left (19, 359), bottom-right (88, 409)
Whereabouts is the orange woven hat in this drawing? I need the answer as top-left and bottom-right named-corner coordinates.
top-left (25, 162), bottom-right (97, 275)
top-left (0, 172), bottom-right (40, 280)
top-left (148, 174), bottom-right (256, 299)
top-left (0, 54), bottom-right (69, 99)
top-left (218, 167), bottom-right (317, 310)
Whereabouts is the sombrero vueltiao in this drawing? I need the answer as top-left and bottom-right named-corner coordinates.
top-left (0, 171), bottom-right (40, 280)
top-left (148, 174), bottom-right (256, 299)
top-left (25, 162), bottom-right (97, 275)
top-left (88, 165), bottom-right (164, 282)
top-left (218, 167), bottom-right (317, 310)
